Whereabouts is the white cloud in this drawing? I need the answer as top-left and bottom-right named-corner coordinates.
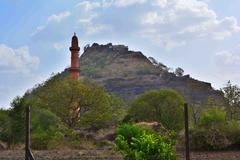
top-left (152, 0), bottom-right (168, 7)
top-left (53, 42), bottom-right (65, 51)
top-left (30, 25), bottom-right (45, 36)
top-left (0, 44), bottom-right (39, 74)
top-left (216, 45), bottom-right (240, 65)
top-left (47, 11), bottom-right (71, 23)
top-left (77, 13), bottom-right (109, 35)
top-left (32, 0), bottom-right (240, 50)
top-left (140, 0), bottom-right (240, 48)
top-left (31, 11), bottom-right (71, 36)
top-left (76, 1), bottom-right (102, 11)
top-left (114, 0), bottom-right (146, 7)
top-left (76, 0), bottom-right (146, 10)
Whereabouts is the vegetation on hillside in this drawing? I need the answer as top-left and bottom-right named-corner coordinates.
top-left (0, 68), bottom-right (240, 158)
top-left (189, 81), bottom-right (240, 150)
top-left (28, 76), bottom-right (126, 129)
top-left (0, 74), bottom-right (127, 149)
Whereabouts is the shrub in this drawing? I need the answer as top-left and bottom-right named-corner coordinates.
top-left (190, 108), bottom-right (240, 150)
top-left (30, 107), bottom-right (67, 150)
top-left (0, 110), bottom-right (11, 145)
top-left (31, 130), bottom-right (52, 150)
top-left (116, 124), bottom-right (153, 144)
top-left (128, 89), bottom-right (185, 132)
top-left (189, 127), bottom-right (230, 150)
top-left (115, 124), bottom-right (176, 160)
top-left (199, 107), bottom-right (226, 127)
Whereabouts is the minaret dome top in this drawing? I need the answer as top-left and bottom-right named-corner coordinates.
top-left (70, 32), bottom-right (80, 51)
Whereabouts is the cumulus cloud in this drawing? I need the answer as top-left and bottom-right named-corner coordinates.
top-left (76, 1), bottom-right (102, 11)
top-left (77, 13), bottom-right (109, 35)
top-left (0, 44), bottom-right (39, 74)
top-left (216, 45), bottom-right (240, 65)
top-left (76, 0), bottom-right (146, 9)
top-left (140, 0), bottom-right (240, 48)
top-left (31, 0), bottom-right (240, 49)
top-left (47, 11), bottom-right (71, 23)
top-left (114, 0), bottom-right (146, 7)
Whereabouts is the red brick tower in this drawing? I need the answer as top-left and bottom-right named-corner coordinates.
top-left (69, 33), bottom-right (80, 78)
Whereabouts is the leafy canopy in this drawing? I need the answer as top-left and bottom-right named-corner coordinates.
top-left (116, 124), bottom-right (176, 160)
top-left (30, 75), bottom-right (126, 129)
top-left (128, 89), bottom-right (185, 131)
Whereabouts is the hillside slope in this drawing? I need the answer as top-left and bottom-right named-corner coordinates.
top-left (79, 43), bottom-right (224, 105)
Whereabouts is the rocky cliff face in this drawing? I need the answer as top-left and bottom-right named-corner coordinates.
top-left (80, 43), bottom-right (224, 105)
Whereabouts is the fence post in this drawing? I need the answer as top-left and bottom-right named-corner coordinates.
top-left (184, 103), bottom-right (190, 160)
top-left (25, 106), bottom-right (30, 160)
top-left (25, 106), bottom-right (35, 160)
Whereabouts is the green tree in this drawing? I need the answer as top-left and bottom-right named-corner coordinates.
top-left (199, 107), bottom-right (226, 127)
top-left (174, 67), bottom-right (184, 77)
top-left (0, 109), bottom-right (12, 145)
top-left (32, 76), bottom-right (125, 129)
top-left (0, 96), bottom-right (29, 145)
top-left (129, 89), bottom-right (185, 131)
top-left (189, 107), bottom-right (240, 150)
top-left (8, 96), bottom-right (26, 144)
top-left (221, 81), bottom-right (240, 120)
top-left (30, 107), bottom-right (67, 150)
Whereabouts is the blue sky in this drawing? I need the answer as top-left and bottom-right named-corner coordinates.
top-left (0, 0), bottom-right (240, 108)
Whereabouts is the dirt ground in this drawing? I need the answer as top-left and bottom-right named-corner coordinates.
top-left (0, 149), bottom-right (122, 160)
top-left (1, 150), bottom-right (240, 160)
top-left (178, 151), bottom-right (240, 160)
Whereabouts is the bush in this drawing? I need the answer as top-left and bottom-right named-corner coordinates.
top-left (30, 107), bottom-right (67, 150)
top-left (190, 127), bottom-right (230, 150)
top-left (190, 107), bottom-right (240, 150)
top-left (116, 124), bottom-right (153, 144)
top-left (115, 124), bottom-right (176, 160)
top-left (128, 89), bottom-right (185, 131)
top-left (199, 107), bottom-right (226, 127)
top-left (0, 110), bottom-right (11, 145)
top-left (31, 130), bottom-right (52, 150)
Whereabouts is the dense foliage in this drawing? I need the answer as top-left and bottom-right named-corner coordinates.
top-left (190, 107), bottom-right (240, 150)
top-left (28, 75), bottom-right (126, 130)
top-left (199, 107), bottom-right (226, 127)
top-left (0, 74), bottom-right (126, 149)
top-left (115, 124), bottom-right (176, 160)
top-left (116, 124), bottom-right (175, 160)
top-left (221, 81), bottom-right (240, 120)
top-left (188, 81), bottom-right (240, 151)
top-left (0, 97), bottom-right (26, 145)
top-left (0, 109), bottom-right (11, 145)
top-left (128, 89), bottom-right (185, 131)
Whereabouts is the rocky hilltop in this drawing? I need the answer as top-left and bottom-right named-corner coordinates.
top-left (79, 43), bottom-right (223, 105)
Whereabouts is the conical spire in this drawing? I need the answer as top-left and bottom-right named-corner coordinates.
top-left (70, 32), bottom-right (80, 51)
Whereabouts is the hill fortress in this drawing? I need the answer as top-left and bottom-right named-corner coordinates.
top-left (74, 42), bottom-right (224, 105)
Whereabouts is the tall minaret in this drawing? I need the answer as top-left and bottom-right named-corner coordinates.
top-left (69, 33), bottom-right (80, 78)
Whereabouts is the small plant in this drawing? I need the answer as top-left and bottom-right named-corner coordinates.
top-left (115, 124), bottom-right (176, 160)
